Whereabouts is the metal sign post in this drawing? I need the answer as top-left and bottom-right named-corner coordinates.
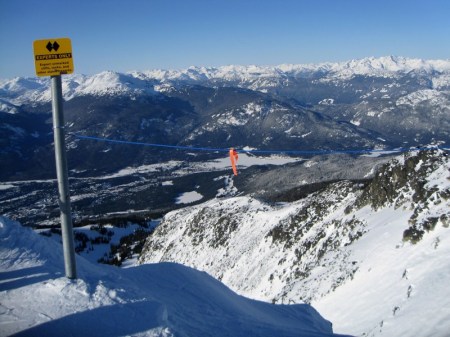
top-left (33, 37), bottom-right (77, 279)
top-left (51, 75), bottom-right (77, 279)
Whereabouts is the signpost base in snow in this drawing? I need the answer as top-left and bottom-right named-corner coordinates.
top-left (51, 75), bottom-right (77, 279)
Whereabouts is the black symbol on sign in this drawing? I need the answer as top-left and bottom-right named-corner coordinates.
top-left (46, 41), bottom-right (60, 52)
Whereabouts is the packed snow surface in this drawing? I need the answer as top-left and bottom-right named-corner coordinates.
top-left (0, 216), bottom-right (345, 337)
top-left (175, 191), bottom-right (204, 204)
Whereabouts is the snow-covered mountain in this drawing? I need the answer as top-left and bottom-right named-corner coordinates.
top-left (0, 71), bottom-right (157, 105)
top-left (1, 56), bottom-right (449, 105)
top-left (2, 57), bottom-right (450, 180)
top-left (138, 149), bottom-right (450, 337)
top-left (0, 216), bottom-right (348, 337)
top-left (141, 56), bottom-right (450, 91)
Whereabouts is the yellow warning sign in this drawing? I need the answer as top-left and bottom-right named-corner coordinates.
top-left (33, 38), bottom-right (74, 77)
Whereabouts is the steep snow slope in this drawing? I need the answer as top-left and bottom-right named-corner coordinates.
top-left (139, 150), bottom-right (450, 337)
top-left (0, 217), bottom-right (345, 337)
top-left (313, 205), bottom-right (450, 337)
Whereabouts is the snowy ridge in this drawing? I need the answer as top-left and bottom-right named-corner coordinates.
top-left (72, 71), bottom-right (157, 97)
top-left (141, 56), bottom-right (450, 83)
top-left (0, 77), bottom-right (51, 104)
top-left (1, 56), bottom-right (449, 105)
top-left (0, 99), bottom-right (18, 114)
top-left (395, 89), bottom-right (448, 107)
top-left (319, 56), bottom-right (450, 79)
top-left (139, 150), bottom-right (450, 337)
top-left (0, 71), bottom-right (157, 105)
top-left (0, 216), bottom-right (345, 337)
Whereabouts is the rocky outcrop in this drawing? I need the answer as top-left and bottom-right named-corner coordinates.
top-left (353, 149), bottom-right (450, 243)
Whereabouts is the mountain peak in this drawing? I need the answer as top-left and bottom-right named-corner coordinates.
top-left (73, 70), bottom-right (156, 97)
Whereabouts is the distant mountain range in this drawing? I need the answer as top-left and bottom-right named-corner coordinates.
top-left (2, 56), bottom-right (450, 102)
top-left (1, 56), bottom-right (449, 180)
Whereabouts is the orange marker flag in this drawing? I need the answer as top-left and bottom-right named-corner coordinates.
top-left (229, 148), bottom-right (239, 176)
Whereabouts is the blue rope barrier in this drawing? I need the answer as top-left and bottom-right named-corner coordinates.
top-left (74, 134), bottom-right (449, 156)
top-left (75, 134), bottom-right (228, 152)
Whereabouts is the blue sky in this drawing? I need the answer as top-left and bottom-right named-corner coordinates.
top-left (1, 0), bottom-right (449, 78)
